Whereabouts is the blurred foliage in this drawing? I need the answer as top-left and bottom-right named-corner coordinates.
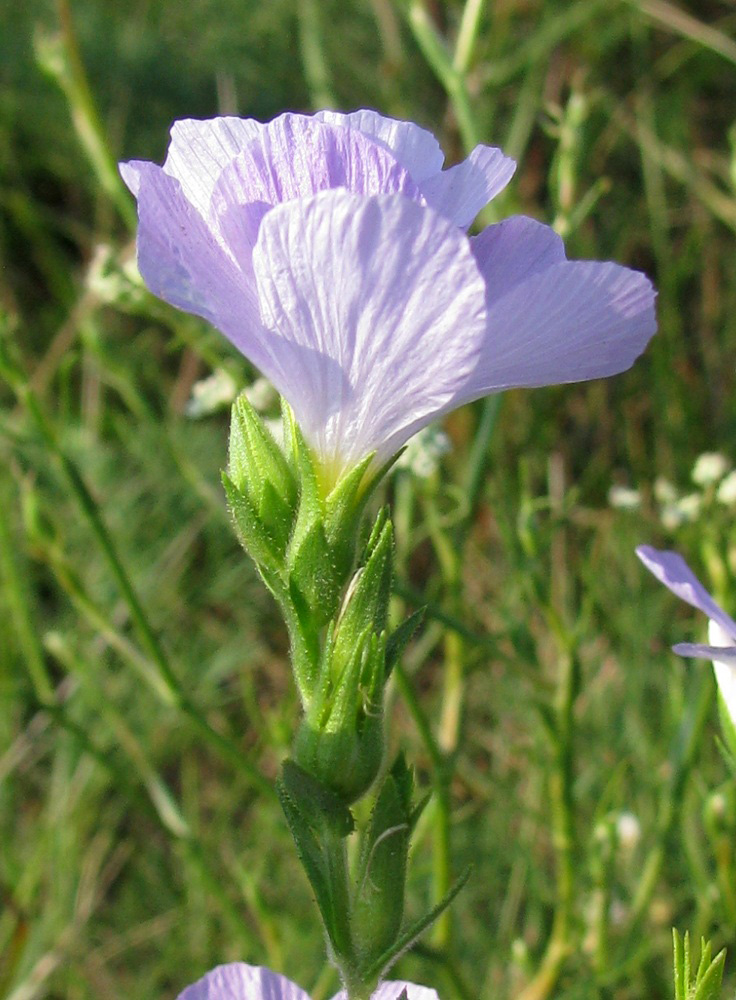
top-left (1, 0), bottom-right (736, 998)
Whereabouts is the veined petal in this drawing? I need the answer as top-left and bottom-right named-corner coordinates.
top-left (370, 983), bottom-right (439, 1000)
top-left (420, 144), bottom-right (516, 228)
top-left (470, 215), bottom-right (566, 303)
top-left (709, 620), bottom-right (736, 724)
top-left (458, 260), bottom-right (656, 398)
top-left (252, 190), bottom-right (487, 472)
top-left (176, 963), bottom-right (310, 1000)
top-left (210, 115), bottom-right (422, 237)
top-left (128, 162), bottom-right (283, 375)
top-left (331, 983), bottom-right (439, 1000)
top-left (636, 546), bottom-right (736, 641)
top-left (314, 109), bottom-right (445, 182)
top-left (164, 116), bottom-right (264, 217)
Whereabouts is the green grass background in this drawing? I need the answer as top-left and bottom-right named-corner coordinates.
top-left (2, 0), bottom-right (736, 997)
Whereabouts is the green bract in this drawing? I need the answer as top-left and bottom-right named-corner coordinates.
top-left (225, 393), bottom-right (400, 800)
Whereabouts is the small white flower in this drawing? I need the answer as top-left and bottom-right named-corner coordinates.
top-left (186, 369), bottom-right (239, 418)
top-left (654, 476), bottom-right (678, 504)
top-left (661, 493), bottom-right (702, 529)
top-left (245, 376), bottom-right (279, 412)
top-left (717, 469), bottom-right (736, 505)
top-left (608, 485), bottom-right (641, 510)
top-left (615, 812), bottom-right (641, 850)
top-left (692, 452), bottom-right (730, 486)
top-left (395, 425), bottom-right (451, 479)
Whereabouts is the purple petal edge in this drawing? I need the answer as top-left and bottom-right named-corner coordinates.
top-left (673, 642), bottom-right (736, 663)
top-left (176, 963), bottom-right (310, 1000)
top-left (636, 545), bottom-right (736, 640)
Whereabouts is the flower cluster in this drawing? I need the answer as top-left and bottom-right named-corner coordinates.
top-left (122, 109), bottom-right (656, 482)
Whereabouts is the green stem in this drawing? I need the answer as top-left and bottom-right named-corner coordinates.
top-left (39, 0), bottom-right (136, 228)
top-left (517, 650), bottom-right (577, 1000)
top-left (627, 673), bottom-right (714, 934)
top-left (404, 0), bottom-right (480, 151)
top-left (0, 477), bottom-right (55, 704)
top-left (453, 0), bottom-right (486, 74)
top-left (297, 0), bottom-right (337, 109)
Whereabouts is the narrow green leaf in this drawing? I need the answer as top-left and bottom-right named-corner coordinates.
top-left (362, 867), bottom-right (471, 982)
top-left (385, 608), bottom-right (425, 678)
top-left (694, 948), bottom-right (726, 1000)
top-left (673, 930), bottom-right (686, 1000)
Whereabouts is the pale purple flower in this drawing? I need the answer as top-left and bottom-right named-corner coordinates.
top-left (121, 109), bottom-right (656, 477)
top-left (175, 963), bottom-right (438, 1000)
top-left (636, 545), bottom-right (736, 724)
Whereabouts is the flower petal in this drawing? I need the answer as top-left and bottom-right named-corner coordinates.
top-left (371, 983), bottom-right (440, 999)
top-left (673, 642), bottom-right (736, 663)
top-left (419, 144), bottom-right (516, 227)
top-left (176, 963), bottom-right (310, 1000)
top-left (709, 621), bottom-right (736, 725)
top-left (636, 546), bottom-right (736, 640)
top-left (163, 116), bottom-right (264, 216)
top-left (470, 215), bottom-right (566, 303)
top-left (314, 109), bottom-right (445, 183)
top-left (209, 114), bottom-right (422, 238)
top-left (457, 260), bottom-right (656, 398)
top-left (252, 190), bottom-right (487, 471)
top-left (128, 162), bottom-right (283, 374)
top-left (331, 983), bottom-right (439, 1000)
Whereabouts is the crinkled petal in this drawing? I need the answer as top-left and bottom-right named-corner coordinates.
top-left (456, 260), bottom-right (656, 400)
top-left (252, 190), bottom-right (487, 471)
top-left (163, 116), bottom-right (264, 216)
top-left (636, 546), bottom-right (736, 640)
top-left (331, 982), bottom-right (439, 1000)
top-left (210, 115), bottom-right (422, 239)
top-left (314, 109), bottom-right (445, 182)
top-left (420, 144), bottom-right (516, 227)
top-left (176, 963), bottom-right (310, 1000)
top-left (709, 621), bottom-right (736, 724)
top-left (127, 162), bottom-right (283, 375)
top-left (470, 215), bottom-right (566, 303)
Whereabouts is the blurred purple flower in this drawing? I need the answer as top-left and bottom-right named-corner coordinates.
top-left (636, 545), bottom-right (736, 724)
top-left (122, 110), bottom-right (656, 476)
top-left (175, 963), bottom-right (438, 1000)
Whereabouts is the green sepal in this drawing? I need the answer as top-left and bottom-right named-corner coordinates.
top-left (288, 519), bottom-right (342, 627)
top-left (279, 576), bottom-right (322, 705)
top-left (287, 418), bottom-right (323, 561)
top-left (385, 607), bottom-right (425, 679)
top-left (257, 480), bottom-right (293, 553)
top-left (352, 755), bottom-right (413, 965)
top-left (277, 760), bottom-right (354, 960)
top-left (333, 516), bottom-right (393, 672)
top-left (222, 471), bottom-right (284, 576)
top-left (294, 626), bottom-right (386, 803)
top-left (229, 393), bottom-right (296, 511)
top-left (323, 452), bottom-right (376, 580)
